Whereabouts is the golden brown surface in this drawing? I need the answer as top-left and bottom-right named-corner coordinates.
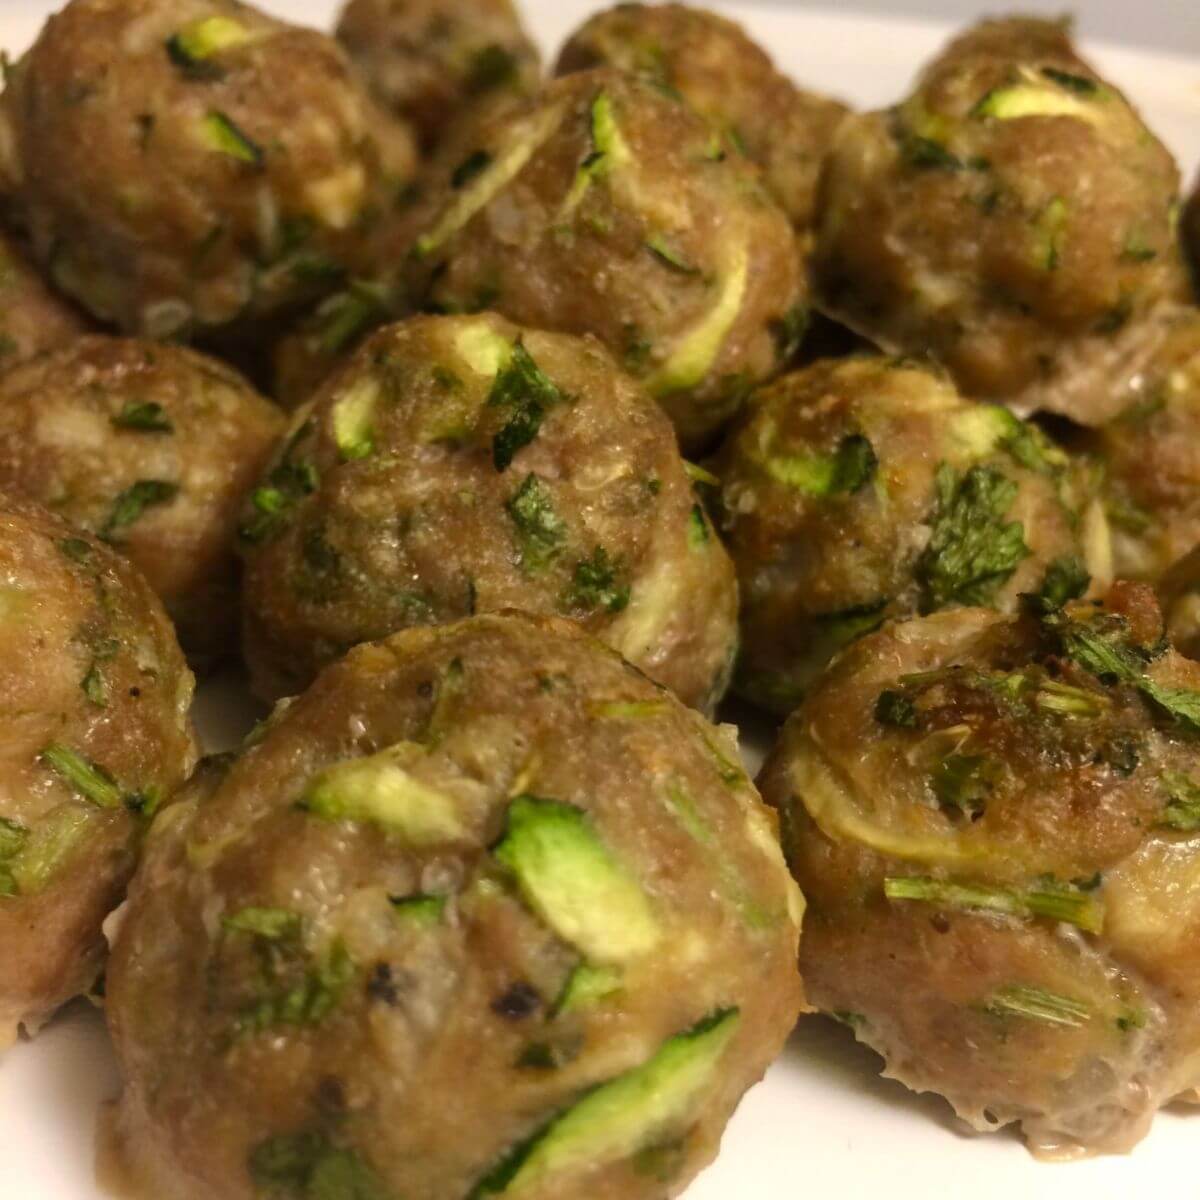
top-left (0, 337), bottom-right (285, 665)
top-left (337, 0), bottom-right (541, 151)
top-left (239, 313), bottom-right (738, 712)
top-left (713, 356), bottom-right (1089, 714)
top-left (0, 495), bottom-right (197, 1047)
top-left (555, 2), bottom-right (848, 240)
top-left (812, 17), bottom-right (1187, 420)
top-left (0, 0), bottom-right (417, 339)
top-left (108, 612), bottom-right (802, 1200)
top-left (761, 584), bottom-right (1200, 1155)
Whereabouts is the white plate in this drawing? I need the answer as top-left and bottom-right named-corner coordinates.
top-left (1, 3), bottom-right (1199, 1198)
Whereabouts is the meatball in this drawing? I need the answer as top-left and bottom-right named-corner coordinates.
top-left (336, 0), bottom-right (541, 152)
top-left (812, 17), bottom-right (1187, 421)
top-left (0, 336), bottom-right (285, 665)
top-left (0, 231), bottom-right (91, 371)
top-left (1157, 545), bottom-right (1200, 663)
top-left (712, 356), bottom-right (1098, 715)
top-left (1184, 179), bottom-right (1200, 292)
top-left (238, 313), bottom-right (738, 712)
top-left (388, 67), bottom-right (803, 448)
top-left (0, 496), bottom-right (196, 1047)
top-left (760, 581), bottom-right (1200, 1156)
top-left (106, 612), bottom-right (802, 1200)
top-left (0, 0), bottom-right (417, 341)
top-left (555, 3), bottom-right (848, 244)
top-left (1072, 307), bottom-right (1200, 584)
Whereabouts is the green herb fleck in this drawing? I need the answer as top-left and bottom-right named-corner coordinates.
top-left (917, 463), bottom-right (1029, 610)
top-left (562, 547), bottom-right (629, 614)
top-left (488, 341), bottom-right (564, 471)
top-left (81, 663), bottom-right (106, 708)
top-left (687, 504), bottom-right (710, 550)
top-left (112, 401), bottom-right (173, 433)
top-left (646, 235), bottom-right (699, 275)
top-left (767, 434), bottom-right (877, 496)
top-left (224, 906), bottom-right (302, 940)
top-left (1041, 67), bottom-right (1098, 95)
top-left (1037, 556), bottom-right (1090, 610)
top-left (452, 150), bottom-right (493, 189)
top-left (930, 753), bottom-right (998, 819)
top-left (201, 111), bottom-right (263, 167)
top-left (1161, 771), bottom-right (1200, 831)
top-left (884, 875), bottom-right (1103, 933)
top-left (875, 690), bottom-right (917, 728)
top-left (249, 1132), bottom-right (390, 1200)
top-left (505, 474), bottom-right (567, 574)
top-left (101, 480), bottom-right (178, 540)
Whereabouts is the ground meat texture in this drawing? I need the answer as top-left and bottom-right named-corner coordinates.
top-left (811, 17), bottom-right (1188, 421)
top-left (1184, 179), bottom-right (1200, 293)
top-left (105, 612), bottom-right (802, 1200)
top-left (394, 67), bottom-right (803, 449)
top-left (237, 313), bottom-right (739, 713)
top-left (0, 231), bottom-right (91, 370)
top-left (555, 3), bottom-right (848, 245)
top-left (711, 356), bottom-right (1094, 715)
top-left (1072, 308), bottom-right (1200, 585)
top-left (0, 0), bottom-right (417, 342)
top-left (0, 496), bottom-right (196, 1047)
top-left (0, 336), bottom-right (285, 666)
top-left (336, 0), bottom-right (541, 153)
top-left (759, 582), bottom-right (1200, 1156)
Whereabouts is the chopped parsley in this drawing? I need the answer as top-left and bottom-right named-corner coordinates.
top-left (111, 401), bottom-right (173, 433)
top-left (505, 474), bottom-right (567, 574)
top-left (488, 341), bottom-right (564, 471)
top-left (249, 1132), bottom-right (390, 1200)
top-left (874, 690), bottom-right (917, 728)
top-left (562, 547), bottom-right (629, 614)
top-left (101, 480), bottom-right (179, 540)
top-left (917, 464), bottom-right (1029, 610)
top-left (930, 752), bottom-right (998, 819)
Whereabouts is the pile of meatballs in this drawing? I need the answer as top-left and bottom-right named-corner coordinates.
top-left (0, 0), bottom-right (1199, 1192)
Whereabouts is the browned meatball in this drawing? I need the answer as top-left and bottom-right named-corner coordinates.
top-left (239, 313), bottom-right (738, 712)
top-left (555, 3), bottom-right (848, 243)
top-left (0, 0), bottom-right (417, 341)
top-left (0, 496), bottom-right (196, 1048)
top-left (1184, 178), bottom-right (1200, 292)
top-left (761, 581), bottom-right (1200, 1156)
top-left (0, 336), bottom-right (285, 665)
top-left (410, 69), bottom-right (805, 448)
top-left (0, 231), bottom-right (91, 370)
top-left (336, 0), bottom-right (541, 153)
top-left (812, 17), bottom-right (1187, 422)
top-left (106, 612), bottom-right (803, 1200)
top-left (1073, 307), bottom-right (1200, 584)
top-left (713, 356), bottom-right (1098, 714)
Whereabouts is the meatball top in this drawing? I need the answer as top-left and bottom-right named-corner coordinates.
top-left (402, 67), bottom-right (805, 448)
top-left (0, 336), bottom-right (285, 665)
top-left (107, 612), bottom-right (802, 1200)
top-left (336, 0), bottom-right (542, 152)
top-left (0, 231), bottom-right (91, 371)
top-left (555, 2), bottom-right (848, 239)
top-left (0, 0), bottom-right (417, 340)
top-left (762, 582), bottom-right (1200, 1154)
top-left (714, 355), bottom-right (1093, 714)
top-left (238, 313), bottom-right (738, 712)
top-left (812, 16), bottom-right (1187, 417)
top-left (0, 495), bottom-right (196, 1045)
top-left (1075, 307), bottom-right (1200, 584)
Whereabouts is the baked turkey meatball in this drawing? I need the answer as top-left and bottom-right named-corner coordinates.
top-left (555, 3), bottom-right (848, 243)
top-left (713, 356), bottom-right (1097, 714)
top-left (1073, 307), bottom-right (1200, 584)
top-left (238, 313), bottom-right (738, 712)
top-left (336, 0), bottom-right (541, 152)
top-left (106, 612), bottom-right (802, 1200)
top-left (397, 67), bottom-right (803, 447)
top-left (761, 581), bottom-right (1200, 1156)
top-left (0, 336), bottom-right (285, 665)
top-left (0, 0), bottom-right (417, 341)
top-left (0, 231), bottom-right (91, 371)
top-left (812, 17), bottom-right (1187, 421)
top-left (1184, 179), bottom-right (1200, 291)
top-left (0, 496), bottom-right (196, 1048)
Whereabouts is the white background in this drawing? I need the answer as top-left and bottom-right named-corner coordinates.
top-left (0, 2), bottom-right (1198, 1199)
